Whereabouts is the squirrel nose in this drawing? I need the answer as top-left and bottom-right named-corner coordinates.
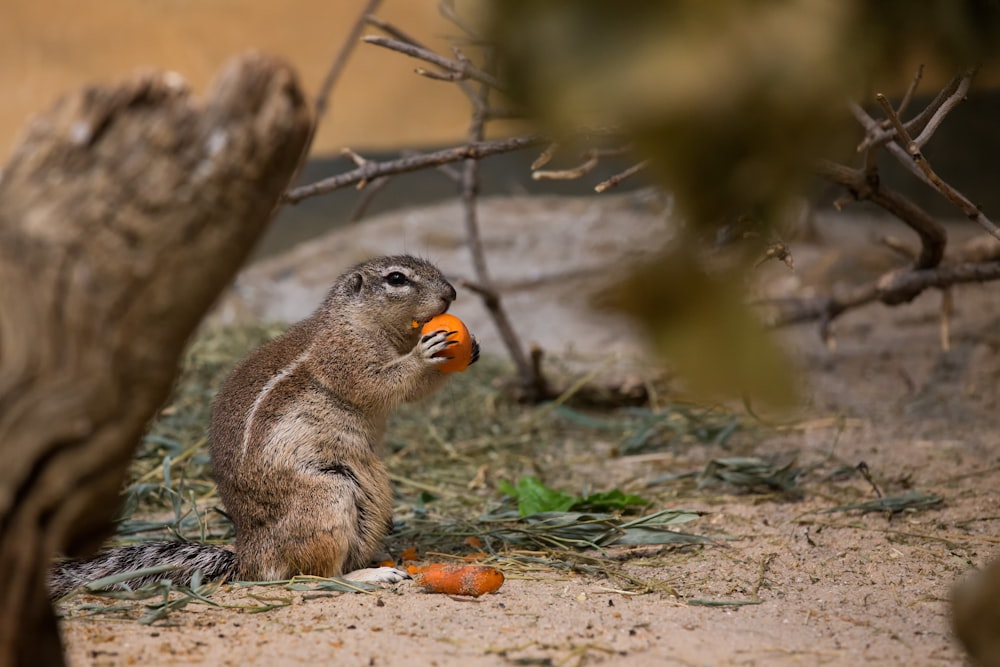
top-left (444, 282), bottom-right (457, 302)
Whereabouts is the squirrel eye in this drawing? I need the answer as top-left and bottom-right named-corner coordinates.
top-left (385, 271), bottom-right (409, 286)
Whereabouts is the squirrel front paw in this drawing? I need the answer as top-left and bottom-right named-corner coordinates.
top-left (418, 328), bottom-right (458, 365)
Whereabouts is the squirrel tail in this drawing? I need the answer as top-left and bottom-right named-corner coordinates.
top-left (49, 541), bottom-right (238, 600)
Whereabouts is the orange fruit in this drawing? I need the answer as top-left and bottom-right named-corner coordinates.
top-left (420, 313), bottom-right (473, 373)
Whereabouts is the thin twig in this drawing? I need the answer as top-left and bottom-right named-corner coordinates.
top-left (283, 135), bottom-right (546, 204)
top-left (875, 92), bottom-right (1000, 241)
top-left (857, 72), bottom-right (964, 152)
top-left (532, 147), bottom-right (630, 182)
top-left (347, 176), bottom-right (390, 222)
top-left (762, 260), bottom-right (1000, 328)
top-left (436, 163), bottom-right (462, 184)
top-left (287, 0), bottom-right (383, 191)
top-left (364, 15), bottom-right (477, 100)
top-left (454, 47), bottom-right (544, 397)
top-left (849, 102), bottom-right (936, 189)
top-left (362, 35), bottom-right (505, 92)
top-left (438, 0), bottom-right (482, 41)
top-left (531, 143), bottom-right (558, 170)
top-left (911, 67), bottom-right (976, 149)
top-left (532, 156), bottom-right (599, 181)
top-left (595, 161), bottom-right (649, 193)
top-left (894, 64), bottom-right (924, 119)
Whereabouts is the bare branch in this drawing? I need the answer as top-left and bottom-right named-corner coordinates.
top-left (895, 64), bottom-right (924, 119)
top-left (283, 135), bottom-right (546, 204)
top-left (347, 176), bottom-right (390, 222)
top-left (455, 48), bottom-right (547, 398)
top-left (533, 155), bottom-right (599, 181)
top-left (532, 147), bottom-right (630, 181)
top-left (314, 1), bottom-right (384, 133)
top-left (365, 15), bottom-right (479, 101)
top-left (289, 0), bottom-right (383, 187)
top-left (416, 67), bottom-right (468, 82)
top-left (875, 92), bottom-right (1000, 241)
top-left (911, 68), bottom-right (975, 149)
top-left (763, 260), bottom-right (1000, 328)
top-left (595, 160), bottom-right (649, 193)
top-left (438, 0), bottom-right (482, 41)
top-left (849, 102), bottom-right (936, 189)
top-left (856, 72), bottom-right (964, 152)
top-left (362, 35), bottom-right (506, 92)
top-left (531, 143), bottom-right (558, 170)
top-left (364, 14), bottom-right (423, 47)
top-left (904, 72), bottom-right (967, 136)
top-left (815, 159), bottom-right (946, 269)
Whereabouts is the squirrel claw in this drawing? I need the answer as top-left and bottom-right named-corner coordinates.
top-left (469, 335), bottom-right (481, 365)
top-left (418, 329), bottom-right (454, 363)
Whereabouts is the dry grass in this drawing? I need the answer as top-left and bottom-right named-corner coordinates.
top-left (70, 323), bottom-right (949, 623)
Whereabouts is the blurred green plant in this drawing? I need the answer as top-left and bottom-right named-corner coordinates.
top-left (479, 0), bottom-right (1000, 404)
top-left (499, 475), bottom-right (650, 516)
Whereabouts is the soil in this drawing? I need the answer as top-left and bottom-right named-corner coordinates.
top-left (60, 192), bottom-right (1000, 666)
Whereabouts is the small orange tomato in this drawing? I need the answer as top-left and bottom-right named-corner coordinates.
top-left (420, 313), bottom-right (473, 373)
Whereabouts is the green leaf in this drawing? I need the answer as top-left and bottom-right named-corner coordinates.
top-left (573, 489), bottom-right (651, 512)
top-left (500, 476), bottom-right (577, 516)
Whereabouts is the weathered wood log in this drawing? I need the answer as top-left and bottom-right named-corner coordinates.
top-left (0, 52), bottom-right (310, 666)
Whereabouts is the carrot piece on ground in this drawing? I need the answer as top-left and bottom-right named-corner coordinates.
top-left (400, 547), bottom-right (419, 563)
top-left (414, 564), bottom-right (504, 597)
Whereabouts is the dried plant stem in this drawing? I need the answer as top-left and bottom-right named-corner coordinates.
top-left (815, 160), bottom-right (945, 270)
top-left (791, 69), bottom-right (1000, 340)
top-left (894, 63), bottom-right (924, 119)
top-left (764, 260), bottom-right (1000, 329)
top-left (455, 50), bottom-right (546, 398)
top-left (596, 161), bottom-right (649, 193)
top-left (875, 91), bottom-right (1000, 241)
top-left (362, 35), bottom-right (505, 91)
top-left (347, 176), bottom-right (390, 222)
top-left (286, 0), bottom-right (383, 191)
top-left (532, 147), bottom-right (630, 182)
top-left (911, 68), bottom-right (975, 149)
top-left (849, 102), bottom-right (935, 190)
top-left (364, 15), bottom-right (478, 100)
top-left (283, 135), bottom-right (546, 203)
top-left (857, 71), bottom-right (965, 152)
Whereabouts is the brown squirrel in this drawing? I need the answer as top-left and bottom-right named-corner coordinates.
top-left (49, 255), bottom-right (477, 597)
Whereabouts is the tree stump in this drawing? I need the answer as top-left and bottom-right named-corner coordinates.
top-left (0, 52), bottom-right (310, 666)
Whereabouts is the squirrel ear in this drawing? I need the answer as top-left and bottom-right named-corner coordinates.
top-left (347, 272), bottom-right (363, 295)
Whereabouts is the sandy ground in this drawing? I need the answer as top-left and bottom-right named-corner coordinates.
top-left (60, 192), bottom-right (1000, 666)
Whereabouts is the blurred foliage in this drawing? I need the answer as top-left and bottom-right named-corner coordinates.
top-left (480, 0), bottom-right (1000, 404)
top-left (598, 251), bottom-right (799, 404)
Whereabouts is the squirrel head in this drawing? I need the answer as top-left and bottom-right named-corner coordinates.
top-left (326, 255), bottom-right (457, 337)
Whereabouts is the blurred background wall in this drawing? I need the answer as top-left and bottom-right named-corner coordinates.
top-left (4, 0), bottom-right (999, 259)
top-left (1, 0), bottom-right (471, 154)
